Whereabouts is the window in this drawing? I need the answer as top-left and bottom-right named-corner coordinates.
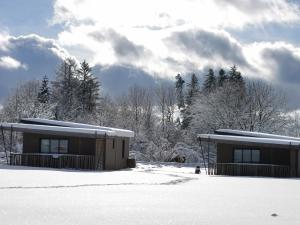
top-left (243, 150), bottom-right (251, 162)
top-left (41, 139), bottom-right (50, 153)
top-left (50, 140), bottom-right (59, 153)
top-left (252, 150), bottom-right (260, 163)
top-left (234, 149), bottom-right (260, 163)
top-left (234, 150), bottom-right (243, 163)
top-left (59, 140), bottom-right (68, 153)
top-left (40, 139), bottom-right (69, 154)
top-left (122, 140), bottom-right (125, 159)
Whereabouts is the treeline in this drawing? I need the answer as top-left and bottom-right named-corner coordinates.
top-left (176, 66), bottom-right (287, 136)
top-left (0, 60), bottom-right (296, 163)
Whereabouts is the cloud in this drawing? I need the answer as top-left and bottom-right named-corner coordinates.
top-left (0, 56), bottom-right (26, 70)
top-left (2, 0), bottom-right (300, 109)
top-left (51, 0), bottom-right (300, 81)
top-left (218, 0), bottom-right (300, 20)
top-left (93, 64), bottom-right (168, 97)
top-left (261, 44), bottom-right (300, 83)
top-left (0, 33), bottom-right (70, 102)
top-left (166, 29), bottom-right (249, 67)
top-left (52, 0), bottom-right (300, 30)
top-left (0, 32), bottom-right (166, 103)
top-left (240, 41), bottom-right (300, 109)
top-left (6, 34), bottom-right (70, 60)
top-left (90, 29), bottom-right (149, 60)
top-left (0, 31), bottom-right (10, 52)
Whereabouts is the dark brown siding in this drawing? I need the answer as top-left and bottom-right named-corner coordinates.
top-left (22, 133), bottom-right (130, 170)
top-left (104, 137), bottom-right (129, 170)
top-left (95, 138), bottom-right (105, 169)
top-left (217, 143), bottom-right (291, 166)
top-left (23, 132), bottom-right (96, 155)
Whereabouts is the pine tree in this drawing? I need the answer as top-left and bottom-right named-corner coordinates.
top-left (182, 74), bottom-right (199, 129)
top-left (77, 60), bottom-right (100, 113)
top-left (186, 73), bottom-right (199, 106)
top-left (38, 75), bottom-right (50, 104)
top-left (175, 74), bottom-right (185, 110)
top-left (228, 65), bottom-right (244, 84)
top-left (203, 68), bottom-right (216, 93)
top-left (217, 68), bottom-right (227, 87)
top-left (52, 58), bottom-right (79, 120)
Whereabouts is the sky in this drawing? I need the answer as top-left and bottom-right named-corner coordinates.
top-left (1, 0), bottom-right (300, 108)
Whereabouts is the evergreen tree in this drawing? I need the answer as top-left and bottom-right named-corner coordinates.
top-left (203, 68), bottom-right (216, 93)
top-left (182, 74), bottom-right (199, 129)
top-left (186, 73), bottom-right (199, 106)
top-left (175, 74), bottom-right (185, 110)
top-left (37, 75), bottom-right (50, 104)
top-left (52, 58), bottom-right (79, 120)
top-left (217, 68), bottom-right (227, 87)
top-left (77, 60), bottom-right (100, 113)
top-left (228, 65), bottom-right (244, 84)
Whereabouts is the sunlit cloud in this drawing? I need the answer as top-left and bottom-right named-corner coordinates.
top-left (0, 56), bottom-right (26, 70)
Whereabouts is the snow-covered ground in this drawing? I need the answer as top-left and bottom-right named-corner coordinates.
top-left (1, 162), bottom-right (300, 225)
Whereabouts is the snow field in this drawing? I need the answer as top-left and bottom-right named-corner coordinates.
top-left (0, 163), bottom-right (300, 225)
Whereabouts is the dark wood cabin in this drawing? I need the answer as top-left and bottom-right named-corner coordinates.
top-left (198, 129), bottom-right (300, 177)
top-left (1, 118), bottom-right (134, 170)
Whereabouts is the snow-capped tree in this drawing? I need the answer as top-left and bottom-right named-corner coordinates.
top-left (182, 73), bottom-right (199, 129)
top-left (37, 75), bottom-right (50, 104)
top-left (77, 60), bottom-right (100, 115)
top-left (190, 80), bottom-right (287, 134)
top-left (203, 69), bottom-right (216, 93)
top-left (175, 74), bottom-right (185, 110)
top-left (1, 80), bottom-right (54, 122)
top-left (51, 58), bottom-right (80, 120)
top-left (217, 68), bottom-right (227, 87)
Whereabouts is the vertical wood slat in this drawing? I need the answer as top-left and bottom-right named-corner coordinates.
top-left (10, 153), bottom-right (98, 170)
top-left (209, 163), bottom-right (291, 177)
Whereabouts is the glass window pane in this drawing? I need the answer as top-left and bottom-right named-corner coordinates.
top-left (41, 139), bottom-right (50, 153)
top-left (50, 140), bottom-right (59, 153)
top-left (234, 150), bottom-right (243, 163)
top-left (59, 140), bottom-right (68, 154)
top-left (243, 150), bottom-right (251, 162)
top-left (252, 150), bottom-right (260, 163)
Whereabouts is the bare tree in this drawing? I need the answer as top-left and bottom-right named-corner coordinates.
top-left (1, 80), bottom-right (53, 122)
top-left (190, 80), bottom-right (287, 134)
top-left (156, 83), bottom-right (176, 133)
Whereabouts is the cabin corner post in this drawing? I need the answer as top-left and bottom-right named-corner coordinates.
top-left (9, 125), bottom-right (13, 165)
top-left (103, 133), bottom-right (107, 170)
top-left (1, 125), bottom-right (9, 164)
top-left (297, 147), bottom-right (300, 177)
top-left (289, 142), bottom-right (297, 177)
top-left (198, 136), bottom-right (207, 174)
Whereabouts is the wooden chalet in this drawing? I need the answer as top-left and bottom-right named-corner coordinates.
top-left (198, 129), bottom-right (300, 177)
top-left (0, 118), bottom-right (134, 170)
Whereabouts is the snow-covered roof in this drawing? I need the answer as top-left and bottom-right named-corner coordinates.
top-left (215, 129), bottom-right (300, 141)
top-left (0, 118), bottom-right (134, 138)
top-left (198, 134), bottom-right (300, 148)
top-left (20, 118), bottom-right (134, 137)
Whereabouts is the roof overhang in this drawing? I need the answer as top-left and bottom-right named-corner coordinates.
top-left (19, 118), bottom-right (134, 138)
top-left (215, 129), bottom-right (300, 141)
top-left (0, 123), bottom-right (133, 138)
top-left (198, 134), bottom-right (300, 149)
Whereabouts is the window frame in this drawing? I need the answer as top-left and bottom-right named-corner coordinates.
top-left (39, 138), bottom-right (69, 154)
top-left (122, 140), bottom-right (125, 159)
top-left (233, 149), bottom-right (260, 164)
